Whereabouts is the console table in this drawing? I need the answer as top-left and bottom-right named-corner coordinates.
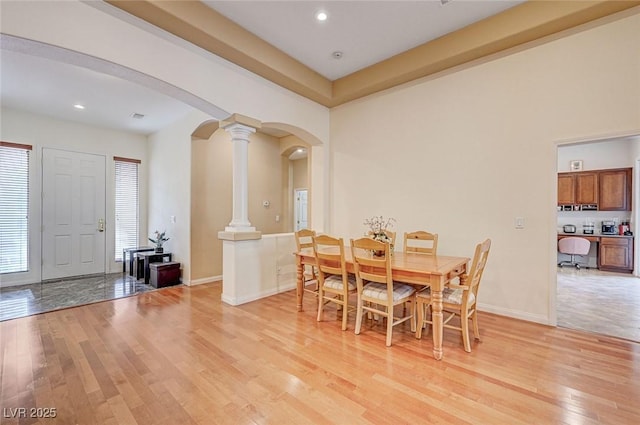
top-left (123, 246), bottom-right (155, 276)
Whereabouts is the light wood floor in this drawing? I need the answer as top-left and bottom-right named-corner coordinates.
top-left (557, 267), bottom-right (640, 342)
top-left (2, 283), bottom-right (639, 425)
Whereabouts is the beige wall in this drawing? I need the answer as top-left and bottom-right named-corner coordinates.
top-left (292, 159), bottom-right (308, 190)
top-left (329, 12), bottom-right (640, 324)
top-left (190, 130), bottom-right (287, 281)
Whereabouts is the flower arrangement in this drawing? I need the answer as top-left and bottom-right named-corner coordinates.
top-left (364, 216), bottom-right (395, 243)
top-left (149, 230), bottom-right (170, 252)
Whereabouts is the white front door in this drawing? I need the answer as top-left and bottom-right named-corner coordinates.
top-left (42, 149), bottom-right (106, 280)
top-left (294, 188), bottom-right (308, 231)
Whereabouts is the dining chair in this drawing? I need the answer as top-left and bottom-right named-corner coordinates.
top-left (415, 238), bottom-right (491, 352)
top-left (313, 234), bottom-right (357, 330)
top-left (403, 231), bottom-right (438, 255)
top-left (295, 228), bottom-right (318, 296)
top-left (350, 237), bottom-right (416, 346)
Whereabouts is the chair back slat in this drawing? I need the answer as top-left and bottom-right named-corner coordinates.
top-left (312, 234), bottom-right (345, 277)
top-left (295, 228), bottom-right (316, 251)
top-left (467, 238), bottom-right (491, 299)
top-left (350, 237), bottom-right (393, 291)
top-left (403, 231), bottom-right (438, 255)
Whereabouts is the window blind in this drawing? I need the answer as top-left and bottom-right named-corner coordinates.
top-left (114, 157), bottom-right (140, 261)
top-left (0, 143), bottom-right (31, 274)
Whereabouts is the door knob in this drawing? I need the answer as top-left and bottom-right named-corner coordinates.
top-left (98, 219), bottom-right (105, 232)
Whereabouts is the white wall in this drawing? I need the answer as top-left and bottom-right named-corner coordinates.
top-left (0, 108), bottom-right (148, 285)
top-left (329, 12), bottom-right (640, 324)
top-left (147, 109), bottom-right (211, 284)
top-left (558, 138), bottom-right (638, 172)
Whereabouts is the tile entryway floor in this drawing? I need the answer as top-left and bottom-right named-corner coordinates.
top-left (0, 273), bottom-right (158, 321)
top-left (557, 267), bottom-right (640, 342)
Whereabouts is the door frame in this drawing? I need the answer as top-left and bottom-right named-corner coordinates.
top-left (552, 130), bottom-right (640, 327)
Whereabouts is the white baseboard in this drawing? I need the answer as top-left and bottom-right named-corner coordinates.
top-left (477, 302), bottom-right (551, 326)
top-left (188, 275), bottom-right (222, 286)
top-left (221, 282), bottom-right (296, 306)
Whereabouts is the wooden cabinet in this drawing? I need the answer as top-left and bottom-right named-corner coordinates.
top-left (557, 168), bottom-right (631, 211)
top-left (557, 172), bottom-right (598, 206)
top-left (598, 168), bottom-right (632, 211)
top-left (599, 237), bottom-right (634, 273)
top-left (557, 174), bottom-right (575, 205)
top-left (575, 172), bottom-right (598, 204)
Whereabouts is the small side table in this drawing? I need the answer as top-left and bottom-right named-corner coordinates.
top-left (123, 246), bottom-right (155, 276)
top-left (135, 251), bottom-right (173, 285)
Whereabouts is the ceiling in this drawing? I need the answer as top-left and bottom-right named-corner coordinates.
top-left (0, 49), bottom-right (195, 136)
top-left (1, 0), bottom-right (637, 135)
top-left (202, 0), bottom-right (524, 80)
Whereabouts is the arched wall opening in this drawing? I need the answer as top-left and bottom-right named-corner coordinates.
top-left (189, 119), bottom-right (323, 283)
top-left (2, 32), bottom-right (327, 287)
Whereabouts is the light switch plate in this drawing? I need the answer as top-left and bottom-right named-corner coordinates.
top-left (515, 217), bottom-right (525, 229)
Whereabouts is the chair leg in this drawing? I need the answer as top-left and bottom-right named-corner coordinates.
top-left (416, 298), bottom-right (424, 339)
top-left (316, 287), bottom-right (324, 322)
top-left (355, 296), bottom-right (364, 335)
top-left (424, 305), bottom-right (432, 336)
top-left (409, 299), bottom-right (416, 333)
top-left (385, 306), bottom-right (394, 347)
top-left (460, 309), bottom-right (471, 353)
top-left (471, 311), bottom-right (481, 341)
top-left (341, 297), bottom-right (348, 331)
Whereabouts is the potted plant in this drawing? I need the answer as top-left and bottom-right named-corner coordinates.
top-left (364, 216), bottom-right (396, 256)
top-left (149, 230), bottom-right (170, 253)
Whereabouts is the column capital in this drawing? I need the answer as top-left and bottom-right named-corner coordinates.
top-left (220, 114), bottom-right (262, 131)
top-left (222, 122), bottom-right (256, 142)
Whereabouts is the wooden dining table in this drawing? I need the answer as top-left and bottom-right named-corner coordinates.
top-left (295, 248), bottom-right (470, 360)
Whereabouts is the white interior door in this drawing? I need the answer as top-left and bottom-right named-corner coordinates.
top-left (294, 188), bottom-right (308, 231)
top-left (42, 149), bottom-right (106, 280)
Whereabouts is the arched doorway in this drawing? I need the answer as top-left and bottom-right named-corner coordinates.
top-left (189, 118), bottom-right (322, 284)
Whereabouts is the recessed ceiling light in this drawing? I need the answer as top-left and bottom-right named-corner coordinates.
top-left (73, 104), bottom-right (85, 110)
top-left (297, 148), bottom-right (304, 153)
top-left (316, 11), bottom-right (328, 21)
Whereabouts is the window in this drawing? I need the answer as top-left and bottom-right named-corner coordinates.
top-left (0, 142), bottom-right (31, 274)
top-left (114, 157), bottom-right (140, 261)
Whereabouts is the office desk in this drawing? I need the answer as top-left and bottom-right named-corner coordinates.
top-left (558, 233), bottom-right (634, 272)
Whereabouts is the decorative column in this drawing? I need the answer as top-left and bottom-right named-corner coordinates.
top-left (222, 121), bottom-right (256, 232)
top-left (218, 114), bottom-right (262, 306)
